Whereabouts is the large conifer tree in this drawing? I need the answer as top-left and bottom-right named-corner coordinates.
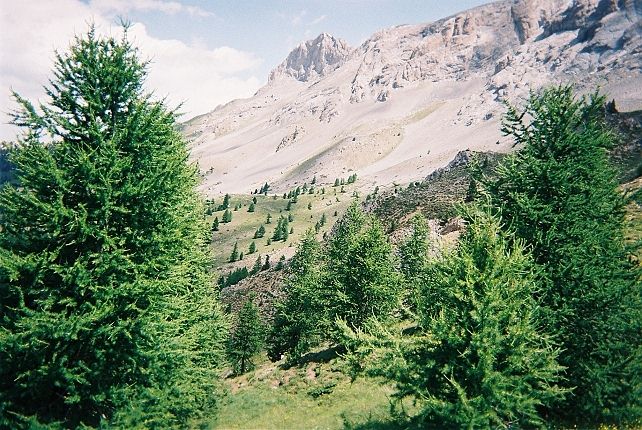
top-left (483, 86), bottom-right (641, 424)
top-left (325, 202), bottom-right (401, 332)
top-left (0, 26), bottom-right (227, 428)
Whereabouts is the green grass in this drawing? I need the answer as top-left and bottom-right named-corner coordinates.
top-left (209, 183), bottom-right (361, 269)
top-left (211, 349), bottom-right (408, 430)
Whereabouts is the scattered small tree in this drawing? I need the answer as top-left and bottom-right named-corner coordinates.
top-left (254, 224), bottom-right (266, 239)
top-left (229, 242), bottom-right (239, 262)
top-left (222, 208), bottom-right (232, 223)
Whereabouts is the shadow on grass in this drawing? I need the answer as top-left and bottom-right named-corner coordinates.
top-left (343, 419), bottom-right (404, 430)
top-left (279, 345), bottom-right (345, 370)
top-left (343, 411), bottom-right (428, 430)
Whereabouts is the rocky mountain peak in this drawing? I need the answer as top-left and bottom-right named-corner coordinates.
top-left (269, 33), bottom-right (352, 83)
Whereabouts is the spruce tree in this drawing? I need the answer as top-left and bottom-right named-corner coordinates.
top-left (227, 298), bottom-right (264, 374)
top-left (218, 193), bottom-right (230, 210)
top-left (222, 208), bottom-right (232, 223)
top-left (212, 216), bottom-right (220, 232)
top-left (0, 26), bottom-right (227, 428)
top-left (482, 87), bottom-right (642, 424)
top-left (254, 224), bottom-right (265, 239)
top-left (229, 242), bottom-right (239, 262)
top-left (248, 202), bottom-right (255, 212)
top-left (251, 255), bottom-right (262, 275)
top-left (248, 241), bottom-right (256, 254)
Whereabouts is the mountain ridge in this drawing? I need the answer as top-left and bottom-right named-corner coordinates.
top-left (184, 0), bottom-right (642, 196)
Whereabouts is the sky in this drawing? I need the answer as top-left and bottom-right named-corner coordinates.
top-left (0, 0), bottom-right (491, 140)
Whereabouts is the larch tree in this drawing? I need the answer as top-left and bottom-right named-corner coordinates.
top-left (325, 202), bottom-right (402, 334)
top-left (0, 26), bottom-right (227, 428)
top-left (482, 86), bottom-right (641, 425)
top-left (227, 298), bottom-right (264, 374)
top-left (342, 207), bottom-right (565, 428)
top-left (267, 231), bottom-right (324, 363)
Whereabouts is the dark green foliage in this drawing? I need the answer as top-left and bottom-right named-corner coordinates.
top-left (259, 182), bottom-right (270, 195)
top-left (219, 266), bottom-right (250, 288)
top-left (211, 216), bottom-right (219, 232)
top-left (307, 202), bottom-right (312, 210)
top-left (248, 241), bottom-right (256, 254)
top-left (320, 213), bottom-right (326, 226)
top-left (248, 202), bottom-right (255, 212)
top-left (228, 299), bottom-right (264, 374)
top-left (347, 173), bottom-right (357, 184)
top-left (266, 213), bottom-right (272, 224)
top-left (288, 213), bottom-right (294, 222)
top-left (272, 216), bottom-right (290, 242)
top-left (251, 255), bottom-right (262, 275)
top-left (482, 86), bottom-right (642, 424)
top-left (0, 27), bottom-right (227, 428)
top-left (252, 196), bottom-right (257, 204)
top-left (229, 242), bottom-right (239, 262)
top-left (275, 255), bottom-right (286, 270)
top-left (222, 208), bottom-right (232, 223)
top-left (254, 224), bottom-right (266, 239)
top-left (0, 146), bottom-right (14, 186)
top-left (262, 255), bottom-right (271, 271)
top-left (334, 178), bottom-right (340, 187)
top-left (218, 193), bottom-right (231, 211)
top-left (267, 231), bottom-right (324, 362)
top-left (325, 203), bottom-right (402, 333)
top-left (342, 208), bottom-right (565, 428)
top-left (286, 200), bottom-right (293, 211)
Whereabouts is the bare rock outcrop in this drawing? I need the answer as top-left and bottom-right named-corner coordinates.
top-left (269, 33), bottom-right (352, 83)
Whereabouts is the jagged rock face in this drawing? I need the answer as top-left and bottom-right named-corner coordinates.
top-left (269, 33), bottom-right (352, 83)
top-left (185, 0), bottom-right (642, 196)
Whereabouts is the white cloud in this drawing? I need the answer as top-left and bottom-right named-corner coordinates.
top-left (90, 0), bottom-right (214, 17)
top-left (0, 0), bottom-right (262, 140)
top-left (308, 15), bottom-right (327, 26)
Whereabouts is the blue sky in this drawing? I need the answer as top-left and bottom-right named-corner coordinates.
top-left (123, 0), bottom-right (492, 82)
top-left (1, 0), bottom-right (491, 140)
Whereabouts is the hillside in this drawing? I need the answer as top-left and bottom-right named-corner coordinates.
top-left (184, 0), bottom-right (642, 196)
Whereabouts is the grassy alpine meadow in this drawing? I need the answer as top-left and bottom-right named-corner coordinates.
top-left (208, 182), bottom-right (363, 269)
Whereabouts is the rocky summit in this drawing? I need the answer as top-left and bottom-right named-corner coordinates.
top-left (184, 0), bottom-right (642, 195)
